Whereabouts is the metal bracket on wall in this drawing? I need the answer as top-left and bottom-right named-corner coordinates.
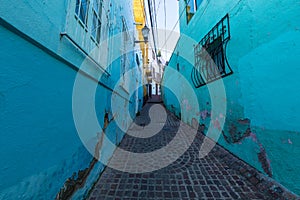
top-left (60, 33), bottom-right (133, 103)
top-left (60, 32), bottom-right (111, 77)
top-left (0, 18), bottom-right (133, 104)
top-left (191, 14), bottom-right (233, 88)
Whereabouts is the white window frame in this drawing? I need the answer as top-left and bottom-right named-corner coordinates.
top-left (75, 0), bottom-right (90, 28)
top-left (91, 0), bottom-right (103, 44)
top-left (186, 0), bottom-right (203, 23)
top-left (121, 17), bottom-right (130, 76)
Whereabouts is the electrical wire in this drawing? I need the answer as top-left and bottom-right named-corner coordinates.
top-left (147, 0), bottom-right (158, 56)
top-left (139, 0), bottom-right (148, 26)
top-left (161, 0), bottom-right (242, 51)
top-left (161, 0), bottom-right (192, 50)
top-left (152, 0), bottom-right (159, 48)
top-left (156, 0), bottom-right (162, 16)
top-left (163, 0), bottom-right (167, 57)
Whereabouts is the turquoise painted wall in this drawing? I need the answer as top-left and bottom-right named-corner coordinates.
top-left (163, 0), bottom-right (300, 195)
top-left (0, 0), bottom-right (142, 199)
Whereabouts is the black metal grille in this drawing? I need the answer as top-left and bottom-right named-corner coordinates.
top-left (192, 14), bottom-right (233, 88)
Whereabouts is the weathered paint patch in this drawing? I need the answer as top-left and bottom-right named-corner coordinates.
top-left (258, 146), bottom-right (272, 177)
top-left (56, 112), bottom-right (117, 199)
top-left (162, 0), bottom-right (300, 193)
top-left (0, 0), bottom-right (143, 198)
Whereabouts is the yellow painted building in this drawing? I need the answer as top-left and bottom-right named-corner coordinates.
top-left (133, 0), bottom-right (150, 99)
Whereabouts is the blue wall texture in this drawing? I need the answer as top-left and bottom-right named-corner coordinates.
top-left (0, 0), bottom-right (143, 199)
top-left (163, 0), bottom-right (300, 195)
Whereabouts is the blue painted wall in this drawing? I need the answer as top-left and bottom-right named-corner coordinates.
top-left (0, 0), bottom-right (142, 199)
top-left (163, 0), bottom-right (300, 195)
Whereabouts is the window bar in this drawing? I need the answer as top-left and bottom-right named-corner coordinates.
top-left (191, 14), bottom-right (232, 88)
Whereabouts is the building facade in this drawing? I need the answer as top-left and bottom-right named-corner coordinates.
top-left (149, 55), bottom-right (164, 96)
top-left (0, 0), bottom-right (144, 199)
top-left (162, 0), bottom-right (300, 195)
top-left (133, 0), bottom-right (150, 102)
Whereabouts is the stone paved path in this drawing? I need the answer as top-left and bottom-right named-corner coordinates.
top-left (87, 103), bottom-right (291, 200)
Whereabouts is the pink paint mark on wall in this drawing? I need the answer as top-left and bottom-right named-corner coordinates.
top-left (199, 110), bottom-right (210, 120)
top-left (186, 104), bottom-right (192, 111)
top-left (236, 80), bottom-right (239, 86)
top-left (249, 132), bottom-right (258, 142)
top-left (182, 99), bottom-right (192, 111)
top-left (213, 118), bottom-right (221, 131)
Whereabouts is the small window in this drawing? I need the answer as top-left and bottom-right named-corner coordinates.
top-left (191, 14), bottom-right (233, 88)
top-left (75, 0), bottom-right (90, 26)
top-left (186, 0), bottom-right (203, 24)
top-left (91, 0), bottom-right (103, 43)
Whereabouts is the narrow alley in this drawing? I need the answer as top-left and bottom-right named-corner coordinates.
top-left (87, 100), bottom-right (296, 200)
top-left (1, 0), bottom-right (300, 199)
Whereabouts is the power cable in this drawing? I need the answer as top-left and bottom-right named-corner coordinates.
top-left (147, 0), bottom-right (158, 56)
top-left (163, 0), bottom-right (167, 57)
top-left (161, 0), bottom-right (192, 50)
top-left (139, 0), bottom-right (148, 26)
top-left (156, 0), bottom-right (162, 16)
top-left (152, 0), bottom-right (159, 48)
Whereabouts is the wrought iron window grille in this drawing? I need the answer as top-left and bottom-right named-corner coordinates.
top-left (191, 14), bottom-right (233, 88)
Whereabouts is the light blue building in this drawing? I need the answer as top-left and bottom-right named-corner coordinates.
top-left (0, 0), bottom-right (143, 199)
top-left (162, 0), bottom-right (300, 195)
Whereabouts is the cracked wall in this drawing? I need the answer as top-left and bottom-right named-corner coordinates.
top-left (163, 0), bottom-right (300, 195)
top-left (0, 0), bottom-right (143, 199)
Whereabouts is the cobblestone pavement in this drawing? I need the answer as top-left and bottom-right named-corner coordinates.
top-left (87, 103), bottom-right (297, 200)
